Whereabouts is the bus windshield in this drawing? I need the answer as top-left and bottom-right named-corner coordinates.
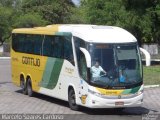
top-left (88, 43), bottom-right (142, 89)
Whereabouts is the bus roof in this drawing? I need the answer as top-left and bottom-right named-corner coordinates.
top-left (12, 24), bottom-right (137, 43)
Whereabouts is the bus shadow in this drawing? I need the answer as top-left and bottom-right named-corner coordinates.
top-left (15, 90), bottom-right (69, 108)
top-left (15, 90), bottom-right (152, 115)
top-left (80, 107), bottom-right (151, 115)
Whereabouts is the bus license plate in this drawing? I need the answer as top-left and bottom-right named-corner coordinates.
top-left (115, 101), bottom-right (124, 106)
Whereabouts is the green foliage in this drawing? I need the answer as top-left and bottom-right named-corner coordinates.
top-left (0, 6), bottom-right (13, 43)
top-left (0, 0), bottom-right (14, 7)
top-left (78, 0), bottom-right (160, 45)
top-left (83, 0), bottom-right (126, 25)
top-left (143, 65), bottom-right (160, 85)
top-left (0, 0), bottom-right (160, 45)
top-left (70, 5), bottom-right (88, 24)
top-left (13, 13), bottom-right (48, 28)
top-left (21, 0), bottom-right (74, 24)
top-left (0, 0), bottom-right (75, 44)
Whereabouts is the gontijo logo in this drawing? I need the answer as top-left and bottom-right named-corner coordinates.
top-left (22, 56), bottom-right (40, 67)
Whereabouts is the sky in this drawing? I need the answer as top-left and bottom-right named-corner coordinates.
top-left (72, 0), bottom-right (80, 5)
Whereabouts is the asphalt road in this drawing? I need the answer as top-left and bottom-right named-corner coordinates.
top-left (0, 59), bottom-right (160, 120)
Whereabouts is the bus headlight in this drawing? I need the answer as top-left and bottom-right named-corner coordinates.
top-left (136, 89), bottom-right (143, 95)
top-left (88, 89), bottom-right (103, 97)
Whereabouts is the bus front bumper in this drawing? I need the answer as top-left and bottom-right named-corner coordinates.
top-left (85, 93), bottom-right (143, 108)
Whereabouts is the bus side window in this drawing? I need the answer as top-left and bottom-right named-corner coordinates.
top-left (54, 36), bottom-right (63, 58)
top-left (78, 51), bottom-right (88, 81)
top-left (43, 35), bottom-right (64, 58)
top-left (43, 36), bottom-right (52, 56)
top-left (25, 35), bottom-right (34, 54)
top-left (12, 34), bottom-right (19, 51)
top-left (18, 34), bottom-right (26, 53)
top-left (74, 37), bottom-right (88, 81)
top-left (64, 36), bottom-right (74, 65)
top-left (33, 35), bottom-right (43, 55)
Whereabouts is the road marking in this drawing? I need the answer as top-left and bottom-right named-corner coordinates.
top-left (144, 85), bottom-right (160, 88)
top-left (0, 57), bottom-right (11, 60)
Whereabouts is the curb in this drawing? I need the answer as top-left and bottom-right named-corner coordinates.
top-left (144, 85), bottom-right (160, 88)
top-left (0, 57), bottom-right (11, 60)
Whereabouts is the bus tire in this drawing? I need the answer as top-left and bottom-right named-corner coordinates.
top-left (27, 78), bottom-right (34, 97)
top-left (20, 76), bottom-right (27, 95)
top-left (68, 89), bottom-right (79, 111)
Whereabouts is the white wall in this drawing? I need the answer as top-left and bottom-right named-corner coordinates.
top-left (142, 44), bottom-right (158, 55)
top-left (140, 47), bottom-right (151, 66)
top-left (0, 46), bottom-right (3, 52)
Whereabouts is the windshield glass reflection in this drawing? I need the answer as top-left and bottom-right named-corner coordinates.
top-left (88, 43), bottom-right (142, 88)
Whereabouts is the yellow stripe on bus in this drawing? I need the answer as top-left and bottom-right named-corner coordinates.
top-left (96, 87), bottom-right (124, 96)
top-left (12, 24), bottom-right (59, 35)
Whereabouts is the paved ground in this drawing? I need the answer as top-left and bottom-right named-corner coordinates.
top-left (0, 59), bottom-right (160, 120)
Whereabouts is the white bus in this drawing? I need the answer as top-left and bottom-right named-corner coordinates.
top-left (11, 24), bottom-right (143, 110)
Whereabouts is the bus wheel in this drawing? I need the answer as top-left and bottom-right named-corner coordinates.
top-left (27, 78), bottom-right (34, 97)
top-left (20, 77), bottom-right (27, 95)
top-left (68, 89), bottom-right (79, 110)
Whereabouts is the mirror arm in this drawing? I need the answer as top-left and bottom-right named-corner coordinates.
top-left (80, 47), bottom-right (91, 68)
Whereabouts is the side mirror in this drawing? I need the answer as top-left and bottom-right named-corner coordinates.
top-left (80, 47), bottom-right (91, 68)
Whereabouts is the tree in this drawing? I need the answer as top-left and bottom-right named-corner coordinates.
top-left (123, 0), bottom-right (158, 44)
top-left (79, 0), bottom-right (160, 45)
top-left (70, 5), bottom-right (88, 24)
top-left (21, 0), bottom-right (75, 24)
top-left (13, 13), bottom-right (48, 28)
top-left (151, 1), bottom-right (160, 44)
top-left (0, 0), bottom-right (14, 7)
top-left (0, 6), bottom-right (13, 44)
top-left (1, 0), bottom-right (159, 45)
top-left (0, 0), bottom-right (75, 44)
top-left (0, 0), bottom-right (22, 44)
